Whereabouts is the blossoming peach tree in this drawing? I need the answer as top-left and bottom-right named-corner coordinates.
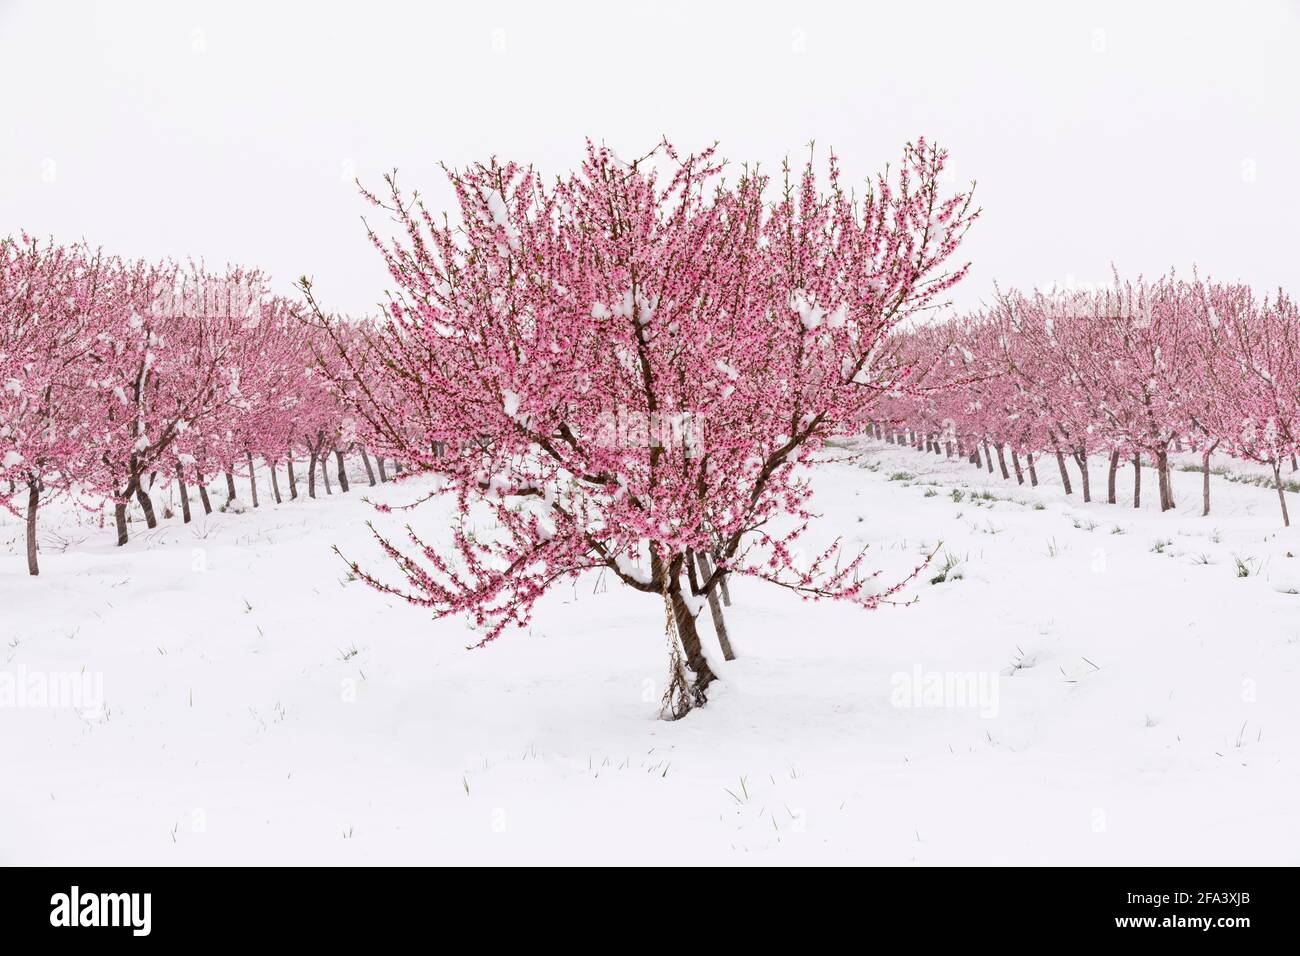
top-left (308, 139), bottom-right (977, 717)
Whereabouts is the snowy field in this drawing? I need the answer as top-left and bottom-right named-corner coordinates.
top-left (3, 440), bottom-right (1298, 866)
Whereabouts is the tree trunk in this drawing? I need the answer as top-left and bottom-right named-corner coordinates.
top-left (224, 469), bottom-right (237, 504)
top-left (995, 443), bottom-right (1010, 480)
top-left (176, 461), bottom-right (192, 524)
top-left (1011, 449), bottom-right (1024, 484)
top-left (377, 457), bottom-right (389, 482)
top-left (307, 453), bottom-right (318, 498)
top-left (701, 552), bottom-right (732, 606)
top-left (1274, 460), bottom-right (1290, 527)
top-left (136, 480), bottom-right (158, 528)
top-left (360, 448), bottom-right (377, 486)
top-left (114, 498), bottom-right (129, 546)
top-left (321, 453), bottom-right (333, 495)
top-left (1053, 444), bottom-right (1073, 495)
top-left (1107, 450), bottom-right (1119, 504)
top-left (1073, 451), bottom-right (1091, 502)
top-left (695, 551), bottom-right (736, 661)
top-left (671, 586), bottom-right (715, 695)
top-left (983, 440), bottom-right (994, 474)
top-left (197, 470), bottom-right (212, 515)
top-left (1157, 449), bottom-right (1174, 512)
top-left (270, 462), bottom-right (283, 504)
top-left (26, 480), bottom-right (39, 575)
top-left (1027, 453), bottom-right (1038, 487)
top-left (335, 450), bottom-right (350, 493)
top-left (1202, 450), bottom-right (1212, 516)
top-left (246, 451), bottom-right (259, 508)
top-left (1133, 453), bottom-right (1142, 508)
top-left (287, 457), bottom-right (298, 499)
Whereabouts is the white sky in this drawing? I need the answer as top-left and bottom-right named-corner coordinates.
top-left (2, 0), bottom-right (1297, 317)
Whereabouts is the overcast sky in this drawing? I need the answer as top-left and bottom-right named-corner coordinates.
top-left (2, 0), bottom-right (1297, 317)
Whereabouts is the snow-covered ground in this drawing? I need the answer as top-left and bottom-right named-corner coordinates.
top-left (3, 441), bottom-right (1298, 865)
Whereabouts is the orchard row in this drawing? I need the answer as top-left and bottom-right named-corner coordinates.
top-left (0, 238), bottom-right (404, 575)
top-left (880, 275), bottom-right (1300, 523)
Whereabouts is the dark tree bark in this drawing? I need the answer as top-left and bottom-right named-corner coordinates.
top-left (1072, 451), bottom-right (1091, 502)
top-left (135, 482), bottom-right (158, 528)
top-left (671, 587), bottom-right (715, 695)
top-left (1107, 450), bottom-right (1120, 504)
top-left (1011, 449), bottom-right (1024, 484)
top-left (1156, 449), bottom-right (1174, 512)
top-left (224, 470), bottom-right (237, 504)
top-left (701, 552), bottom-right (732, 606)
top-left (270, 462), bottom-right (283, 504)
top-left (307, 453), bottom-right (318, 498)
top-left (197, 470), bottom-right (212, 515)
top-left (246, 451), bottom-right (259, 508)
top-left (1202, 452), bottom-right (1211, 516)
top-left (360, 447), bottom-right (377, 486)
top-left (1053, 444), bottom-right (1073, 495)
top-left (335, 449), bottom-right (350, 493)
top-left (114, 499), bottom-right (129, 547)
top-left (377, 457), bottom-right (389, 482)
top-left (176, 461), bottom-right (192, 524)
top-left (1133, 453), bottom-right (1142, 508)
top-left (693, 550), bottom-right (735, 661)
top-left (995, 444), bottom-right (1010, 480)
top-left (26, 480), bottom-right (39, 575)
top-left (1273, 460), bottom-right (1290, 527)
top-left (1026, 453), bottom-right (1038, 487)
top-left (1200, 441), bottom-right (1219, 516)
top-left (287, 457), bottom-right (298, 499)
